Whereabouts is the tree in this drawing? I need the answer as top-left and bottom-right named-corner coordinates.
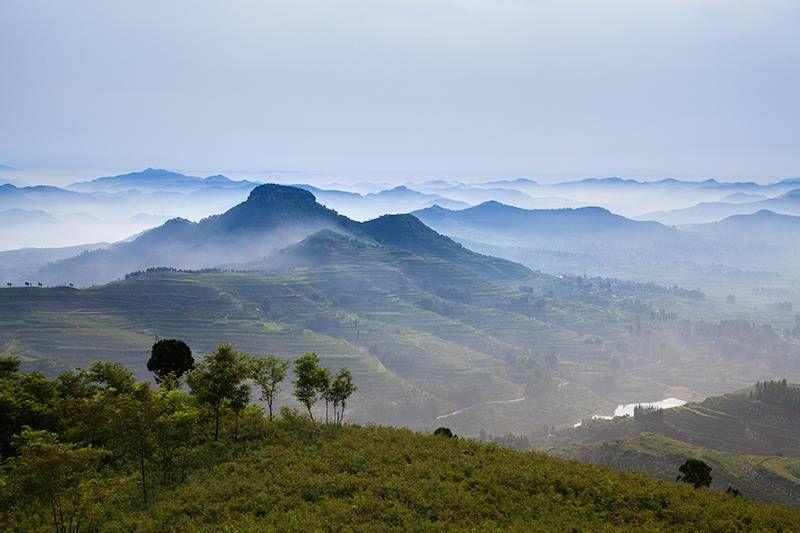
top-left (151, 390), bottom-right (202, 485)
top-left (87, 361), bottom-right (135, 395)
top-left (0, 355), bottom-right (21, 378)
top-left (56, 363), bottom-right (135, 447)
top-left (292, 353), bottom-right (323, 420)
top-left (250, 356), bottom-right (289, 421)
top-left (317, 367), bottom-right (333, 424)
top-left (147, 339), bottom-right (194, 387)
top-left (676, 459), bottom-right (712, 488)
top-left (726, 486), bottom-right (742, 497)
top-left (331, 368), bottom-right (357, 425)
top-left (187, 344), bottom-right (250, 440)
top-left (433, 427), bottom-right (455, 438)
top-left (229, 384), bottom-right (250, 441)
top-left (111, 383), bottom-right (158, 503)
top-left (10, 428), bottom-right (116, 533)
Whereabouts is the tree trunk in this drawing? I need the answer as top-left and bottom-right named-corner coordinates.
top-left (214, 402), bottom-right (221, 441)
top-left (268, 400), bottom-right (273, 421)
top-left (140, 443), bottom-right (148, 503)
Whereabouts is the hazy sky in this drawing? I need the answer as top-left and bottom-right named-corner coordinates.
top-left (1, 0), bottom-right (799, 183)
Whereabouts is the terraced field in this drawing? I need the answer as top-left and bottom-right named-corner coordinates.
top-left (2, 238), bottom-right (800, 436)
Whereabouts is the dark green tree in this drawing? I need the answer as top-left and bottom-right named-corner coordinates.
top-left (676, 459), bottom-right (712, 488)
top-left (726, 486), bottom-right (742, 497)
top-left (433, 427), bottom-right (455, 438)
top-left (147, 339), bottom-right (194, 387)
top-left (0, 354), bottom-right (21, 377)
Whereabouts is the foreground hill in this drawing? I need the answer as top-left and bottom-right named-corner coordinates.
top-left (115, 421), bottom-right (800, 531)
top-left (538, 384), bottom-right (800, 506)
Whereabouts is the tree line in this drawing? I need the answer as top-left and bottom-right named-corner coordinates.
top-left (0, 340), bottom-right (356, 532)
top-left (751, 379), bottom-right (800, 410)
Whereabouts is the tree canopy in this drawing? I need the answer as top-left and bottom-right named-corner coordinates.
top-left (147, 339), bottom-right (194, 385)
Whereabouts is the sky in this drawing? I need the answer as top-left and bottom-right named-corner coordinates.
top-left (1, 0), bottom-right (799, 184)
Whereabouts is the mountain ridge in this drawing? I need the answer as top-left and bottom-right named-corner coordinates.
top-left (34, 184), bottom-right (530, 286)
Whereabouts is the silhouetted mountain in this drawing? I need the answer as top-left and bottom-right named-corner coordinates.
top-left (415, 185), bottom-right (571, 209)
top-left (481, 178), bottom-right (539, 188)
top-left (641, 188), bottom-right (800, 224)
top-left (0, 243), bottom-right (109, 283)
top-left (413, 201), bottom-right (680, 250)
top-left (720, 192), bottom-right (769, 203)
top-left (0, 208), bottom-right (58, 225)
top-left (685, 210), bottom-right (800, 247)
top-left (290, 184), bottom-right (469, 221)
top-left (366, 186), bottom-right (469, 210)
top-left (0, 183), bottom-right (82, 206)
top-left (35, 185), bottom-right (527, 286)
top-left (68, 167), bottom-right (260, 193)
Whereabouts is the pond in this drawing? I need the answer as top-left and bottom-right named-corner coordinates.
top-left (574, 397), bottom-right (686, 427)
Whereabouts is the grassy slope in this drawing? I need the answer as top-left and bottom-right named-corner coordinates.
top-left (565, 433), bottom-right (800, 508)
top-left (541, 389), bottom-right (800, 505)
top-left (109, 422), bottom-right (800, 532)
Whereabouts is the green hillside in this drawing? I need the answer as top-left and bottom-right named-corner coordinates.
top-left (539, 383), bottom-right (800, 505)
top-left (5, 360), bottom-right (798, 531)
top-left (71, 422), bottom-right (800, 531)
top-left (3, 245), bottom-right (800, 436)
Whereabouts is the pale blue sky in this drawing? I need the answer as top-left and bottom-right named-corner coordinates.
top-left (1, 0), bottom-right (798, 183)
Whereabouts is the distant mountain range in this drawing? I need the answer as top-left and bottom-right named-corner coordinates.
top-left (413, 201), bottom-right (686, 252)
top-left (641, 188), bottom-right (800, 224)
top-left (294, 184), bottom-right (470, 220)
top-left (34, 184), bottom-right (527, 286)
top-left (68, 167), bottom-right (261, 194)
top-left (410, 200), bottom-right (800, 280)
top-left (685, 210), bottom-right (800, 247)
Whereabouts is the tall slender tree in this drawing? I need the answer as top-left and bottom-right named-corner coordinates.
top-left (331, 368), bottom-right (357, 425)
top-left (250, 356), bottom-right (289, 421)
top-left (292, 353), bottom-right (322, 420)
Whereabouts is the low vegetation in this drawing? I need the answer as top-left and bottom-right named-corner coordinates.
top-left (0, 342), bottom-right (355, 531)
top-left (3, 351), bottom-right (800, 531)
